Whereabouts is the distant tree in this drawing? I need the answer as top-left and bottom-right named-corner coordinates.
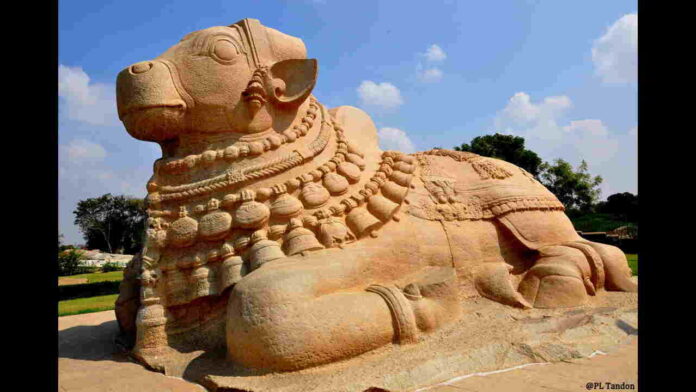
top-left (58, 233), bottom-right (76, 252)
top-left (596, 192), bottom-right (638, 222)
top-left (73, 194), bottom-right (147, 254)
top-left (538, 159), bottom-right (603, 215)
top-left (454, 133), bottom-right (543, 176)
top-left (58, 249), bottom-right (84, 276)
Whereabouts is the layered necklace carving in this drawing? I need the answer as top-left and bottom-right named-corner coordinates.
top-left (138, 99), bottom-right (416, 333)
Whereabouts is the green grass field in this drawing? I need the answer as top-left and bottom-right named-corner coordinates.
top-left (62, 270), bottom-right (124, 283)
top-left (58, 270), bottom-right (123, 316)
top-left (58, 293), bottom-right (119, 317)
top-left (625, 254), bottom-right (638, 276)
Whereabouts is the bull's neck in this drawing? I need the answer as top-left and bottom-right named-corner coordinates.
top-left (152, 97), bottom-right (328, 184)
top-left (160, 97), bottom-right (317, 165)
top-left (147, 97), bottom-right (347, 206)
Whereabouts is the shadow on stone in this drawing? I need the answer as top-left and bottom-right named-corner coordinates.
top-left (59, 320), bottom-right (130, 363)
top-left (182, 349), bottom-right (278, 386)
top-left (615, 319), bottom-right (638, 335)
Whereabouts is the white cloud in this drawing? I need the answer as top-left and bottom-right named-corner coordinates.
top-left (495, 92), bottom-right (572, 141)
top-left (562, 119), bottom-right (619, 165)
top-left (58, 64), bottom-right (119, 126)
top-left (592, 13), bottom-right (637, 84)
top-left (378, 127), bottom-right (416, 153)
top-left (417, 44), bottom-right (447, 82)
top-left (424, 44), bottom-right (447, 62)
top-left (420, 67), bottom-right (443, 83)
top-left (57, 64), bottom-right (160, 245)
top-left (357, 81), bottom-right (404, 110)
top-left (61, 139), bottom-right (107, 162)
top-left (492, 92), bottom-right (635, 198)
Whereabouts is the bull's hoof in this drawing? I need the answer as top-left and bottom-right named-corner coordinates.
top-left (473, 263), bottom-right (532, 309)
top-left (518, 263), bottom-right (589, 308)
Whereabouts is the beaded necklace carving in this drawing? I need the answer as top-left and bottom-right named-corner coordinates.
top-left (139, 99), bottom-right (416, 310)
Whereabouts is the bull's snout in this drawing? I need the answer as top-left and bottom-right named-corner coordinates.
top-left (116, 59), bottom-right (189, 142)
top-left (117, 60), bottom-right (187, 119)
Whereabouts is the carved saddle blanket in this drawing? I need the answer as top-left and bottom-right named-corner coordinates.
top-left (406, 149), bottom-right (564, 222)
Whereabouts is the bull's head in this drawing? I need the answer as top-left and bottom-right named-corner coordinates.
top-left (116, 18), bottom-right (318, 147)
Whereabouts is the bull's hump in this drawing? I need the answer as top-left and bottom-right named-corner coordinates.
top-left (329, 105), bottom-right (381, 161)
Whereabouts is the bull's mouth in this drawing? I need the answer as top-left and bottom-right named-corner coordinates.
top-left (242, 83), bottom-right (267, 105)
top-left (119, 102), bottom-right (187, 119)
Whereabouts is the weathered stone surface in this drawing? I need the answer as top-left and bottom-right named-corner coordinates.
top-left (113, 17), bottom-right (637, 380)
top-left (60, 293), bottom-right (636, 392)
top-left (58, 311), bottom-right (205, 392)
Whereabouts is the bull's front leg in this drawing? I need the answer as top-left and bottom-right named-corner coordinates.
top-left (225, 249), bottom-right (460, 371)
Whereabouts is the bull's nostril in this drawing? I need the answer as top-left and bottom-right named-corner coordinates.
top-left (130, 62), bottom-right (153, 74)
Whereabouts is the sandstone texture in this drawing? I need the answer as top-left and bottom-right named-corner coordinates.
top-left (58, 289), bottom-right (637, 391)
top-left (112, 17), bottom-right (638, 382)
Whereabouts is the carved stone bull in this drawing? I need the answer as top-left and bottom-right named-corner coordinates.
top-left (114, 18), bottom-right (636, 372)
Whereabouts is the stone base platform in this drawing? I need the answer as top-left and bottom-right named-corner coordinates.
top-left (59, 289), bottom-right (637, 392)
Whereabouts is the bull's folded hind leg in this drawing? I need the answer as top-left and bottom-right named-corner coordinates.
top-left (518, 245), bottom-right (597, 308)
top-left (575, 240), bottom-right (637, 292)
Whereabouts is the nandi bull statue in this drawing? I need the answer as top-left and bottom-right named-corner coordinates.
top-left (115, 18), bottom-right (636, 372)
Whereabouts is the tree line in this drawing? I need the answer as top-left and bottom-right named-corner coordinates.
top-left (450, 133), bottom-right (636, 222)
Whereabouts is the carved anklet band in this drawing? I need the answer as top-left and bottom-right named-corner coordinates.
top-left (366, 284), bottom-right (418, 344)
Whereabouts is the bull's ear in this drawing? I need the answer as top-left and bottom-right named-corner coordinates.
top-left (268, 59), bottom-right (318, 109)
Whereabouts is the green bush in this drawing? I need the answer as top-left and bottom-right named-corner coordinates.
top-left (75, 265), bottom-right (100, 274)
top-left (58, 280), bottom-right (122, 301)
top-left (102, 262), bottom-right (125, 272)
top-left (58, 249), bottom-right (85, 276)
top-left (570, 213), bottom-right (634, 233)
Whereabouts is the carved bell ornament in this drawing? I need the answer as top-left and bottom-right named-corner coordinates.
top-left (234, 190), bottom-right (271, 229)
top-left (168, 206), bottom-right (198, 248)
top-left (367, 194), bottom-right (400, 223)
top-left (345, 208), bottom-right (382, 238)
top-left (283, 218), bottom-right (324, 256)
top-left (270, 192), bottom-right (304, 219)
top-left (345, 153), bottom-right (366, 170)
top-left (220, 255), bottom-right (245, 289)
top-left (300, 181), bottom-right (330, 208)
top-left (318, 217), bottom-right (353, 248)
top-left (337, 161), bottom-right (362, 183)
top-left (248, 230), bottom-right (285, 271)
top-left (322, 172), bottom-right (350, 195)
top-left (381, 181), bottom-right (409, 203)
top-left (390, 170), bottom-right (413, 187)
top-left (198, 198), bottom-right (233, 240)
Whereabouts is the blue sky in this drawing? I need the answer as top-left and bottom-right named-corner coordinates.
top-left (59, 0), bottom-right (637, 245)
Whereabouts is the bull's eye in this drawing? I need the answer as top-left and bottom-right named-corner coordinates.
top-left (211, 40), bottom-right (239, 63)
